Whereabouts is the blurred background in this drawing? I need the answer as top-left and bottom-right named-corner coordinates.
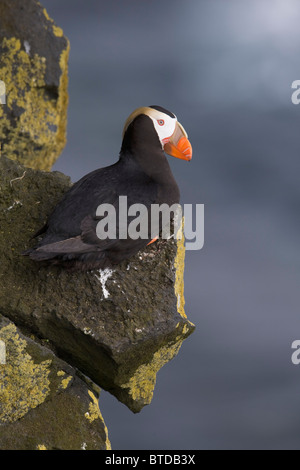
top-left (42, 0), bottom-right (300, 450)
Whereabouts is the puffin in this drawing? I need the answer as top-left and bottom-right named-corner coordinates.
top-left (23, 106), bottom-right (192, 271)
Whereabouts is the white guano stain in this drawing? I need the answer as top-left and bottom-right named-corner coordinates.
top-left (5, 200), bottom-right (22, 211)
top-left (24, 40), bottom-right (31, 55)
top-left (94, 268), bottom-right (114, 299)
top-left (83, 327), bottom-right (93, 336)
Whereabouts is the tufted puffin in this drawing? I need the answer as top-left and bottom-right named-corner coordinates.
top-left (23, 106), bottom-right (192, 271)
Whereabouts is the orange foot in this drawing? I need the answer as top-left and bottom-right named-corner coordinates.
top-left (147, 236), bottom-right (158, 246)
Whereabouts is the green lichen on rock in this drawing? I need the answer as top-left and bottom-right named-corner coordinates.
top-left (0, 0), bottom-right (69, 170)
top-left (120, 339), bottom-right (183, 410)
top-left (0, 321), bottom-right (51, 423)
top-left (0, 156), bottom-right (195, 413)
top-left (0, 314), bottom-right (111, 450)
top-left (174, 222), bottom-right (187, 318)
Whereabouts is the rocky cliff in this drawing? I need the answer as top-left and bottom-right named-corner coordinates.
top-left (0, 0), bottom-right (69, 170)
top-left (0, 0), bottom-right (195, 450)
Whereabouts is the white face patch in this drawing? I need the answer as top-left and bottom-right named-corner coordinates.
top-left (122, 106), bottom-right (178, 146)
top-left (147, 111), bottom-right (177, 147)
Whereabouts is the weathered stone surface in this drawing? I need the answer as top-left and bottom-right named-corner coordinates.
top-left (0, 314), bottom-right (111, 450)
top-left (0, 0), bottom-right (69, 170)
top-left (0, 156), bottom-right (195, 412)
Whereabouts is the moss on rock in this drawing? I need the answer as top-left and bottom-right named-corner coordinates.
top-left (0, 314), bottom-right (110, 450)
top-left (0, 321), bottom-right (51, 423)
top-left (0, 0), bottom-right (69, 170)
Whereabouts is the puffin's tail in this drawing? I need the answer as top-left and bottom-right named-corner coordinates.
top-left (22, 237), bottom-right (111, 271)
top-left (22, 247), bottom-right (60, 261)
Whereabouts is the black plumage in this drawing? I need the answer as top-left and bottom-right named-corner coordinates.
top-left (23, 107), bottom-right (189, 271)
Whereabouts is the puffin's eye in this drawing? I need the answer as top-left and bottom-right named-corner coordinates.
top-left (157, 119), bottom-right (165, 126)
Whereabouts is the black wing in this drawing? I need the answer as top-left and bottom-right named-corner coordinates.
top-left (27, 161), bottom-right (158, 260)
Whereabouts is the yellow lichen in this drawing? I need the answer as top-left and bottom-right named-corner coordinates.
top-left (85, 390), bottom-right (102, 423)
top-left (60, 376), bottom-right (73, 390)
top-left (121, 340), bottom-right (183, 406)
top-left (56, 370), bottom-right (73, 390)
top-left (42, 7), bottom-right (51, 22)
top-left (52, 25), bottom-right (64, 38)
top-left (42, 4), bottom-right (63, 41)
top-left (0, 23), bottom-right (69, 170)
top-left (56, 370), bottom-right (72, 390)
top-left (37, 444), bottom-right (47, 450)
top-left (174, 218), bottom-right (187, 318)
top-left (0, 37), bottom-right (47, 152)
top-left (181, 323), bottom-right (190, 336)
top-left (56, 41), bottom-right (70, 158)
top-left (85, 391), bottom-right (111, 450)
top-left (0, 323), bottom-right (51, 423)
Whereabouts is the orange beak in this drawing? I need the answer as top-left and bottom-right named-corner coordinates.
top-left (163, 121), bottom-right (192, 161)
